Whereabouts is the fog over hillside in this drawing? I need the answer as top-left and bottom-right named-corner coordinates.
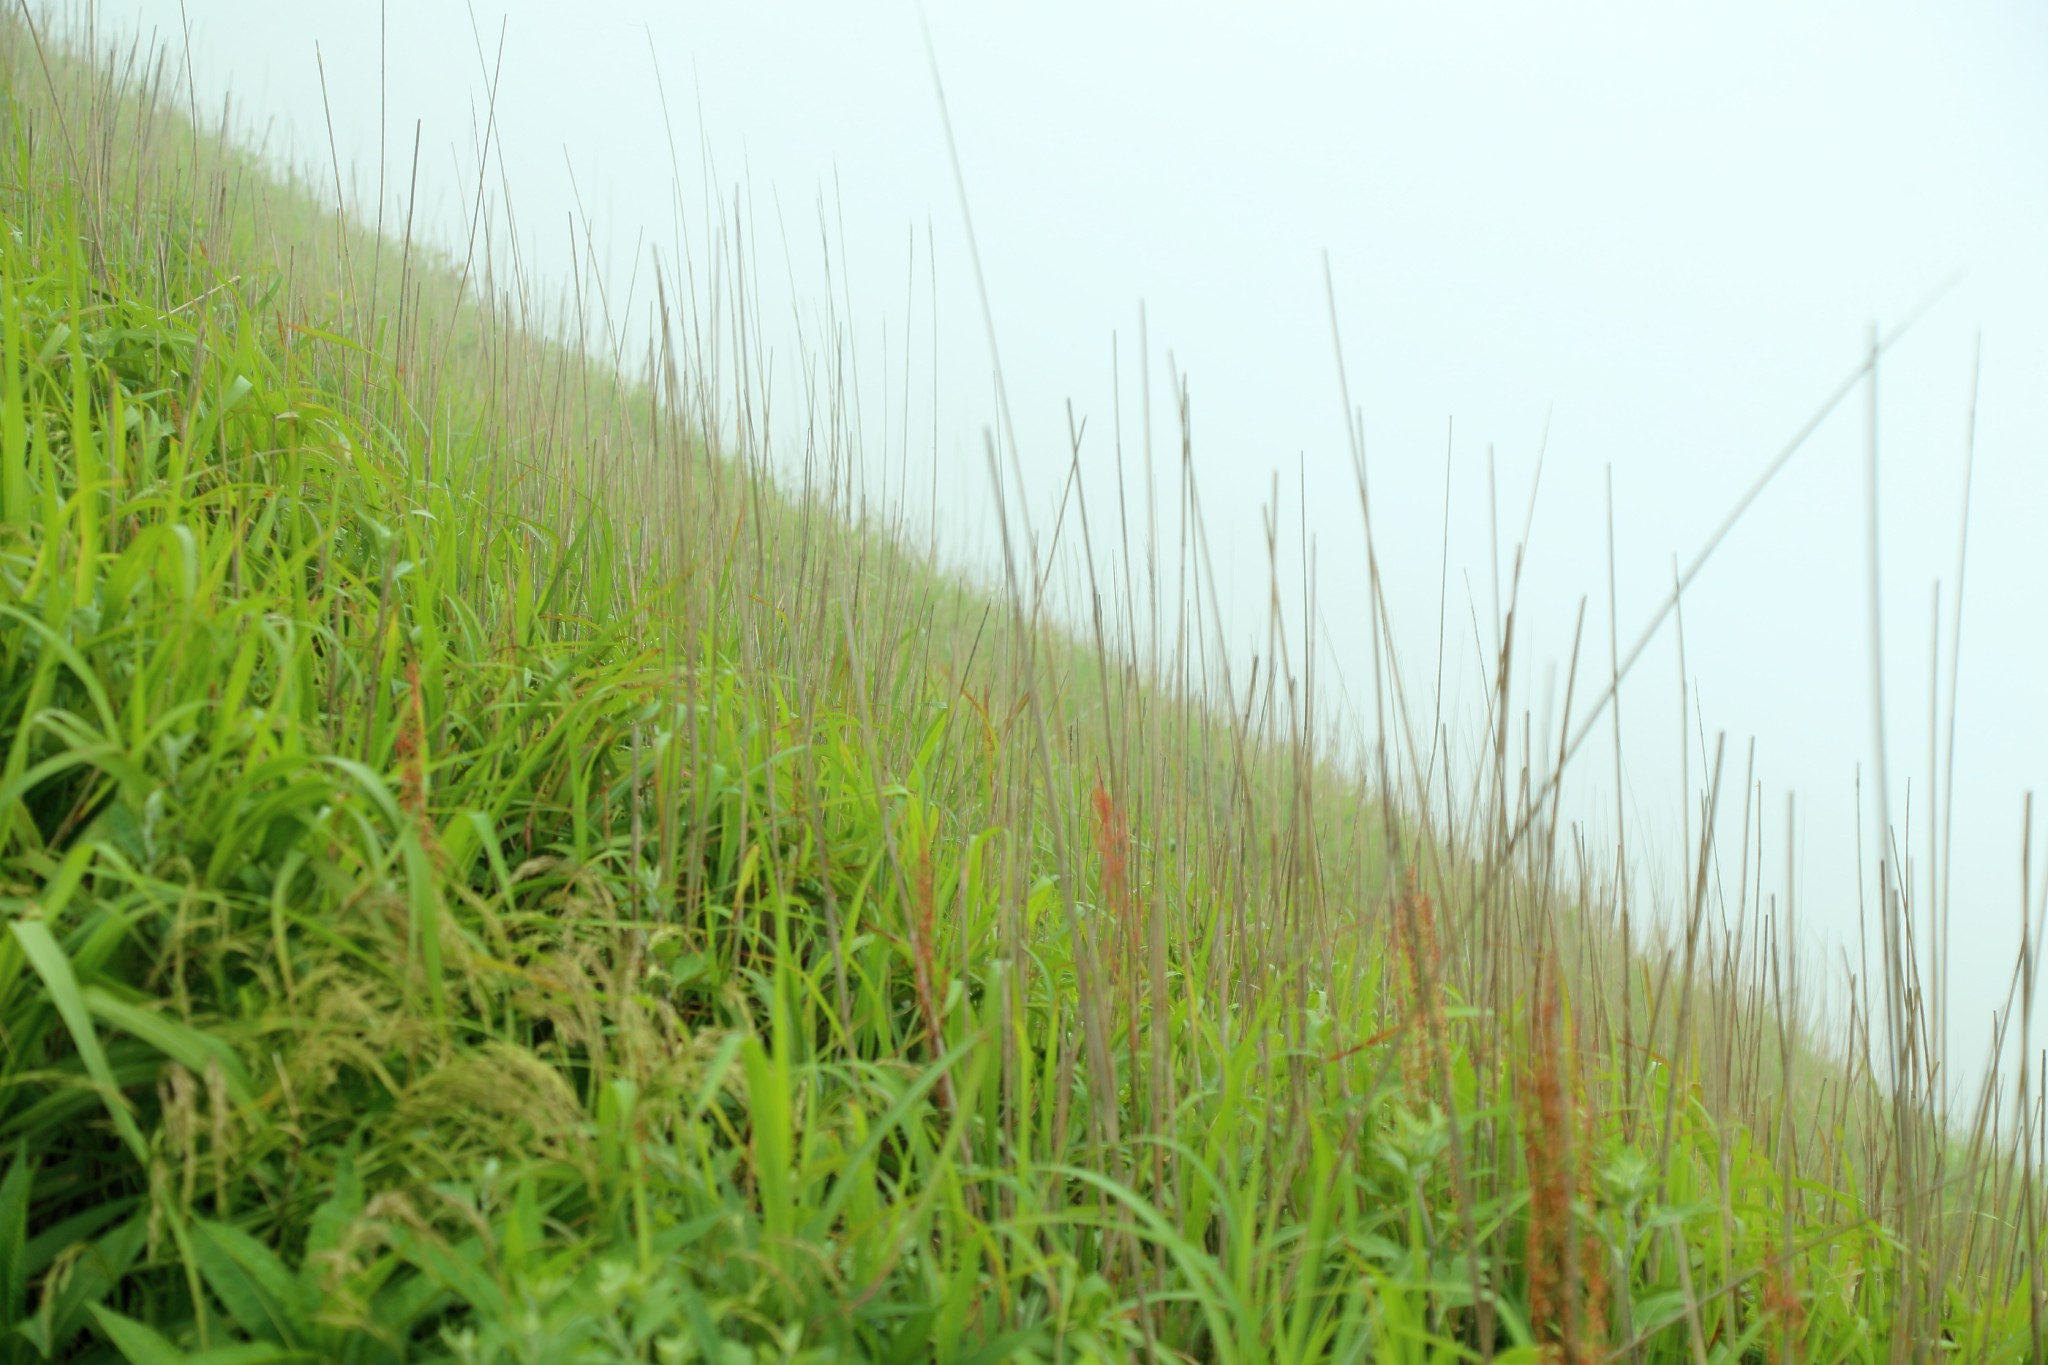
top-left (94, 0), bottom-right (2048, 1098)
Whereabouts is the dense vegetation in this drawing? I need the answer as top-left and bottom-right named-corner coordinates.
top-left (2, 16), bottom-right (2043, 1363)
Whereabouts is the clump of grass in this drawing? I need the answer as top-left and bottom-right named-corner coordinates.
top-left (3, 10), bottom-right (2047, 1365)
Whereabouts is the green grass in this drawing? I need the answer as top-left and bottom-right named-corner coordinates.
top-left (3, 12), bottom-right (2045, 1364)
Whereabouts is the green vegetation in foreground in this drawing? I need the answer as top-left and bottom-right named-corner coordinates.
top-left (3, 18), bottom-right (2045, 1365)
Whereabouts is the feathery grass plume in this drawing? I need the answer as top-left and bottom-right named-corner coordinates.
top-left (1393, 863), bottom-right (1444, 1099)
top-left (908, 835), bottom-right (957, 1122)
top-left (394, 658), bottom-right (428, 822)
top-left (1759, 1232), bottom-right (1806, 1364)
top-left (1089, 777), bottom-right (1140, 995)
top-left (1520, 950), bottom-right (1607, 1362)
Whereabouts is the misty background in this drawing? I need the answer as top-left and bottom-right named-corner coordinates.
top-left (80, 1), bottom-right (2048, 1099)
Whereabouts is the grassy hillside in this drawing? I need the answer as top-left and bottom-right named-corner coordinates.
top-left (2, 14), bottom-right (2044, 1364)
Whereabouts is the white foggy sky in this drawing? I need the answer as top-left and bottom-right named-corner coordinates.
top-left (82, 1), bottom-right (2048, 1091)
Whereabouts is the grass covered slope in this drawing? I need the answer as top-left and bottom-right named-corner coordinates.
top-left (3, 17), bottom-right (2045, 1365)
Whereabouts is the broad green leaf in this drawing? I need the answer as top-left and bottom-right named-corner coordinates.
top-left (9, 918), bottom-right (147, 1164)
top-left (91, 1306), bottom-right (309, 1365)
top-left (189, 1220), bottom-right (308, 1347)
top-left (81, 987), bottom-right (255, 1105)
top-left (0, 1147), bottom-right (30, 1330)
top-left (87, 1305), bottom-right (185, 1365)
